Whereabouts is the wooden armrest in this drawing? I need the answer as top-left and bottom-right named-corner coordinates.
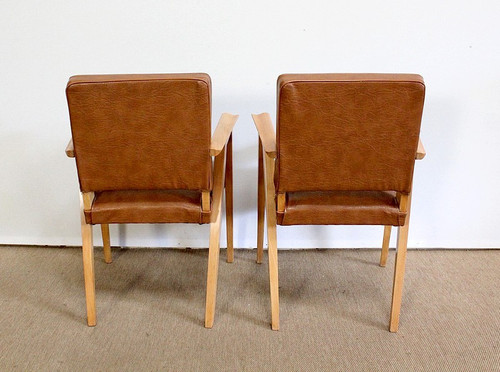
top-left (416, 139), bottom-right (426, 160)
top-left (66, 139), bottom-right (75, 158)
top-left (210, 113), bottom-right (239, 156)
top-left (251, 113), bottom-right (277, 158)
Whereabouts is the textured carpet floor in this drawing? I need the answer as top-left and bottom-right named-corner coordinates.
top-left (0, 247), bottom-right (499, 371)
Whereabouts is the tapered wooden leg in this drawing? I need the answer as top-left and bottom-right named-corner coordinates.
top-left (379, 226), bottom-right (392, 267)
top-left (101, 224), bottom-right (112, 264)
top-left (257, 139), bottom-right (265, 264)
top-left (389, 194), bottom-right (412, 332)
top-left (205, 212), bottom-right (222, 328)
top-left (264, 154), bottom-right (279, 330)
top-left (80, 194), bottom-right (96, 326)
top-left (225, 134), bottom-right (234, 263)
top-left (205, 150), bottom-right (226, 328)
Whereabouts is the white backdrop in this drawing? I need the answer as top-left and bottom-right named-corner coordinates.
top-left (1, 0), bottom-right (499, 248)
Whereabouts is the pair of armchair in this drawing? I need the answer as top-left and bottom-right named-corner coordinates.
top-left (65, 73), bottom-right (425, 332)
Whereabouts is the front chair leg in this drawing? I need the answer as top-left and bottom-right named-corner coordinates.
top-left (225, 134), bottom-right (234, 263)
top-left (264, 154), bottom-right (279, 330)
top-left (379, 226), bottom-right (392, 267)
top-left (101, 224), bottom-right (112, 264)
top-left (256, 139), bottom-right (265, 264)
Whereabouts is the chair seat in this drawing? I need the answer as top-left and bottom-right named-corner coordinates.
top-left (278, 191), bottom-right (406, 226)
top-left (85, 190), bottom-right (210, 225)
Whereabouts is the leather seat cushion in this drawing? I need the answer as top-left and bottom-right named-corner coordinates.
top-left (85, 190), bottom-right (210, 225)
top-left (278, 190), bottom-right (406, 226)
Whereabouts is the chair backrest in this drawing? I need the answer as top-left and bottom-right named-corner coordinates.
top-left (66, 73), bottom-right (212, 192)
top-left (276, 74), bottom-right (425, 194)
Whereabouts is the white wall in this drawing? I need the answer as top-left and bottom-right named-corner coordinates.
top-left (1, 0), bottom-right (499, 249)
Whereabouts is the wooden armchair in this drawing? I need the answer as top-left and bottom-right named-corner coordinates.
top-left (253, 74), bottom-right (426, 332)
top-left (65, 74), bottom-right (237, 328)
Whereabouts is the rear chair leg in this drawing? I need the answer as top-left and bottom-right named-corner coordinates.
top-left (267, 221), bottom-right (279, 330)
top-left (80, 194), bottom-right (96, 326)
top-left (389, 194), bottom-right (412, 332)
top-left (264, 154), bottom-right (279, 330)
top-left (205, 216), bottom-right (222, 328)
top-left (205, 150), bottom-right (226, 328)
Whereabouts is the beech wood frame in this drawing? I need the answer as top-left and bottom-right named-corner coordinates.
top-left (252, 112), bottom-right (426, 332)
top-left (67, 113), bottom-right (238, 328)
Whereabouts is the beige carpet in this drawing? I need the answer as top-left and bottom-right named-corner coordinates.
top-left (0, 247), bottom-right (499, 371)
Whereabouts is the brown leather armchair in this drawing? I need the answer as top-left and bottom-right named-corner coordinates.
top-left (65, 73), bottom-right (238, 328)
top-left (253, 74), bottom-right (426, 332)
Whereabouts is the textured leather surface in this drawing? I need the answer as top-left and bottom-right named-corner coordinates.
top-left (278, 73), bottom-right (424, 90)
top-left (85, 190), bottom-right (210, 224)
top-left (278, 191), bottom-right (406, 226)
top-left (67, 74), bottom-right (212, 192)
top-left (276, 73), bottom-right (425, 193)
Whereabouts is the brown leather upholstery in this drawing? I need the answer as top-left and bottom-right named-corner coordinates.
top-left (85, 190), bottom-right (210, 225)
top-left (278, 191), bottom-right (406, 226)
top-left (276, 73), bottom-right (425, 193)
top-left (66, 74), bottom-right (212, 192)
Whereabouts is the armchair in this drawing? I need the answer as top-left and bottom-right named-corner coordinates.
top-left (253, 74), bottom-right (426, 332)
top-left (65, 73), bottom-right (237, 328)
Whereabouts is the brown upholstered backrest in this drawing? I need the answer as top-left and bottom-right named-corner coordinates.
top-left (276, 74), bottom-right (425, 193)
top-left (66, 74), bottom-right (212, 192)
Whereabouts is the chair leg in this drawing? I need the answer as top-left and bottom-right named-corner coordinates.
top-left (101, 224), bottom-right (112, 264)
top-left (81, 212), bottom-right (96, 326)
top-left (257, 139), bottom-right (265, 264)
top-left (379, 225), bottom-right (392, 267)
top-left (264, 154), bottom-right (279, 330)
top-left (205, 215), bottom-right (222, 328)
top-left (389, 195), bottom-right (412, 332)
top-left (225, 134), bottom-right (234, 263)
top-left (267, 218), bottom-right (279, 331)
top-left (205, 150), bottom-right (225, 328)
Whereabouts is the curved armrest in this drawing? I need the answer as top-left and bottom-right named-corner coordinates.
top-left (251, 113), bottom-right (277, 158)
top-left (416, 139), bottom-right (426, 160)
top-left (210, 113), bottom-right (239, 156)
top-left (66, 139), bottom-right (75, 158)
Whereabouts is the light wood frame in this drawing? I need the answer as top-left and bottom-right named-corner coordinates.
top-left (252, 112), bottom-right (425, 332)
top-left (66, 113), bottom-right (238, 327)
